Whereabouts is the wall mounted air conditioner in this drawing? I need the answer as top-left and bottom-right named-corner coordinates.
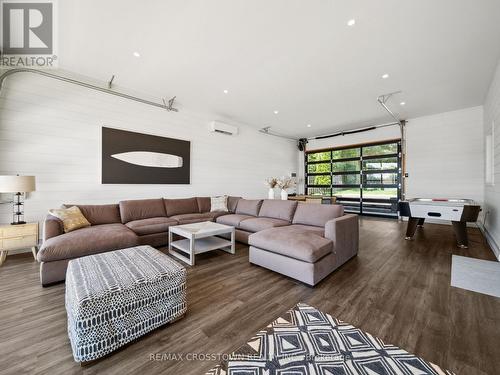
top-left (209, 121), bottom-right (238, 136)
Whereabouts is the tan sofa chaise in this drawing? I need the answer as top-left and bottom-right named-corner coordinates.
top-left (215, 199), bottom-right (358, 286)
top-left (38, 197), bottom-right (358, 287)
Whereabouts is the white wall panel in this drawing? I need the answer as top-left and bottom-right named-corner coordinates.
top-left (483, 59), bottom-right (500, 259)
top-left (0, 73), bottom-right (297, 245)
top-left (405, 106), bottom-right (484, 202)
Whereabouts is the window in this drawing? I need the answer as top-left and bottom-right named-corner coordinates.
top-left (305, 140), bottom-right (401, 217)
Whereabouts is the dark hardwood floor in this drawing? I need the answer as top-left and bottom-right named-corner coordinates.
top-left (1, 217), bottom-right (499, 375)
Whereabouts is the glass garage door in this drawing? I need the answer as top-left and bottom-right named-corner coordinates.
top-left (306, 140), bottom-right (401, 217)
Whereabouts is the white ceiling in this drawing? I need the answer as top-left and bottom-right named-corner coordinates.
top-left (58, 0), bottom-right (500, 138)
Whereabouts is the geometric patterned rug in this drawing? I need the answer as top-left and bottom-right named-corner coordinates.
top-left (205, 303), bottom-right (455, 375)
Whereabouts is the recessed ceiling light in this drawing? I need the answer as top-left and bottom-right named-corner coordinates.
top-left (223, 89), bottom-right (229, 94)
top-left (133, 51), bottom-right (141, 58)
top-left (400, 101), bottom-right (406, 106)
top-left (274, 110), bottom-right (279, 114)
top-left (347, 19), bottom-right (356, 26)
top-left (382, 73), bottom-right (389, 79)
top-left (306, 124), bottom-right (312, 128)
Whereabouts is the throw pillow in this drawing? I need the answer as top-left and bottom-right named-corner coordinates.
top-left (210, 196), bottom-right (228, 212)
top-left (48, 206), bottom-right (91, 233)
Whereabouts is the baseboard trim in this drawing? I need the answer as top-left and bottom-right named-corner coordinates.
top-left (478, 225), bottom-right (500, 261)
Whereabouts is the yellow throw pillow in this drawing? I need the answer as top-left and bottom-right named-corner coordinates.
top-left (49, 206), bottom-right (91, 233)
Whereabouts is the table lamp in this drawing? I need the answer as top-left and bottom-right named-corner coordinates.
top-left (0, 175), bottom-right (36, 225)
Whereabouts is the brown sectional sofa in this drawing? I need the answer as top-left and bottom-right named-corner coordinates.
top-left (217, 199), bottom-right (296, 243)
top-left (38, 196), bottom-right (240, 285)
top-left (38, 196), bottom-right (358, 287)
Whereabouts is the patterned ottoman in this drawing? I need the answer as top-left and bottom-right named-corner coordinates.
top-left (65, 245), bottom-right (187, 363)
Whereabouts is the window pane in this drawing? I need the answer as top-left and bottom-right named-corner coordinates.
top-left (332, 148), bottom-right (360, 159)
top-left (305, 141), bottom-right (401, 218)
top-left (307, 187), bottom-right (331, 196)
top-left (339, 201), bottom-right (360, 213)
top-left (333, 174), bottom-right (360, 185)
top-left (308, 175), bottom-right (331, 186)
top-left (307, 152), bottom-right (331, 162)
top-left (364, 173), bottom-right (398, 185)
top-left (308, 163), bottom-right (331, 173)
top-left (362, 188), bottom-right (398, 216)
top-left (332, 160), bottom-right (360, 172)
top-left (362, 187), bottom-right (398, 199)
top-left (362, 143), bottom-right (398, 156)
top-left (333, 188), bottom-right (360, 198)
top-left (362, 157), bottom-right (398, 171)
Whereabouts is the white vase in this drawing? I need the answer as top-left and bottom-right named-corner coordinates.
top-left (280, 189), bottom-right (288, 200)
top-left (268, 188), bottom-right (275, 200)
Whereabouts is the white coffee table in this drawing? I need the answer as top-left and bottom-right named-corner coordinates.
top-left (168, 221), bottom-right (235, 266)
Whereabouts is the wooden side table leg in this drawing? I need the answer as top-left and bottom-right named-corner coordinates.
top-left (0, 251), bottom-right (7, 266)
top-left (31, 247), bottom-right (38, 261)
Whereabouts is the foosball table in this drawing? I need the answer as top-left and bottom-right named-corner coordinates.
top-left (398, 198), bottom-right (481, 248)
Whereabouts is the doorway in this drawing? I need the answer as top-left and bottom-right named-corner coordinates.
top-left (305, 139), bottom-right (401, 217)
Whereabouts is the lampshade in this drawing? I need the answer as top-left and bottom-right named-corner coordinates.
top-left (0, 175), bottom-right (36, 192)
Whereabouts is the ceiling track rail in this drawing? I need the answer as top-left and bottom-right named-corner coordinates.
top-left (377, 91), bottom-right (403, 128)
top-left (259, 126), bottom-right (298, 141)
top-left (309, 121), bottom-right (399, 141)
top-left (0, 68), bottom-right (179, 111)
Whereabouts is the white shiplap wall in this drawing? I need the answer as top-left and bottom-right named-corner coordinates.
top-left (0, 72), bottom-right (297, 242)
top-left (483, 60), bottom-right (500, 260)
top-left (405, 106), bottom-right (484, 203)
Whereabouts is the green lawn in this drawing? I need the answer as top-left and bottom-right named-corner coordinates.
top-left (310, 188), bottom-right (397, 199)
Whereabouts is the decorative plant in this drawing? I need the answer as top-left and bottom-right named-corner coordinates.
top-left (265, 177), bottom-right (278, 188)
top-left (276, 177), bottom-right (296, 190)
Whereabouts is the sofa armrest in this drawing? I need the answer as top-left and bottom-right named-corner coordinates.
top-left (43, 214), bottom-right (64, 242)
top-left (324, 214), bottom-right (359, 264)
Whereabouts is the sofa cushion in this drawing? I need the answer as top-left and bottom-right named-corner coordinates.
top-left (216, 214), bottom-right (254, 227)
top-left (206, 211), bottom-right (230, 221)
top-left (37, 224), bottom-right (138, 262)
top-left (292, 203), bottom-right (344, 227)
top-left (289, 224), bottom-right (325, 235)
top-left (44, 215), bottom-right (64, 241)
top-left (197, 197), bottom-right (211, 213)
top-left (235, 199), bottom-right (263, 216)
top-left (239, 217), bottom-right (290, 233)
top-left (169, 213), bottom-right (213, 225)
top-left (227, 196), bottom-right (241, 213)
top-left (164, 198), bottom-right (199, 217)
top-left (48, 206), bottom-right (91, 233)
top-left (248, 227), bottom-right (333, 263)
top-left (63, 204), bottom-right (121, 225)
top-left (197, 196), bottom-right (233, 213)
top-left (119, 199), bottom-right (166, 223)
top-left (125, 217), bottom-right (179, 236)
top-left (258, 200), bottom-right (298, 221)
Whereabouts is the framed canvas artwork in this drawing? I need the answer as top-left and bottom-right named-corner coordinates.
top-left (102, 127), bottom-right (190, 184)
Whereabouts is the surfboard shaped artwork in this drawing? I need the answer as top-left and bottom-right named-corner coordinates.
top-left (111, 152), bottom-right (183, 168)
top-left (102, 127), bottom-right (190, 184)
